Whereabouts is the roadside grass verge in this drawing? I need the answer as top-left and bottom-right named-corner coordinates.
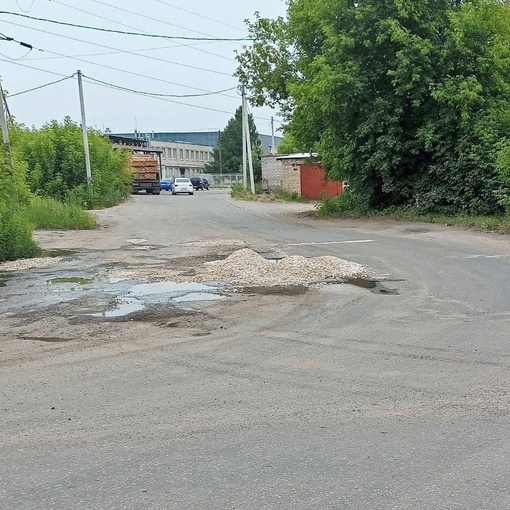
top-left (317, 194), bottom-right (510, 234)
top-left (20, 198), bottom-right (98, 230)
top-left (0, 206), bottom-right (41, 262)
top-left (231, 183), bottom-right (308, 203)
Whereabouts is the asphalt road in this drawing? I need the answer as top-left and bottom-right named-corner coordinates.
top-left (1, 190), bottom-right (510, 509)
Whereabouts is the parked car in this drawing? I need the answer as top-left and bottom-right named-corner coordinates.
top-left (172, 178), bottom-right (194, 195)
top-left (190, 177), bottom-right (211, 190)
top-left (160, 178), bottom-right (175, 192)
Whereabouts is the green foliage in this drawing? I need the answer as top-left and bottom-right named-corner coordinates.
top-left (205, 107), bottom-right (263, 180)
top-left (272, 187), bottom-right (307, 202)
top-left (317, 191), bottom-right (366, 217)
top-left (276, 132), bottom-right (301, 154)
top-left (20, 198), bottom-right (97, 230)
top-left (0, 205), bottom-right (40, 262)
top-left (19, 117), bottom-right (131, 209)
top-left (237, 0), bottom-right (510, 215)
top-left (230, 182), bottom-right (257, 200)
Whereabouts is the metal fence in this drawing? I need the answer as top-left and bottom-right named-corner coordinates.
top-left (195, 173), bottom-right (243, 188)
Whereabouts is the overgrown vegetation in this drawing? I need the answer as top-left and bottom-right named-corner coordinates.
top-left (236, 0), bottom-right (510, 217)
top-left (0, 117), bottom-right (130, 262)
top-left (231, 182), bottom-right (308, 202)
top-left (317, 192), bottom-right (510, 233)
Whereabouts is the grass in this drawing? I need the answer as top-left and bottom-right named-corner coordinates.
top-left (316, 194), bottom-right (510, 234)
top-left (20, 198), bottom-right (98, 230)
top-left (0, 206), bottom-right (41, 262)
top-left (231, 183), bottom-right (308, 203)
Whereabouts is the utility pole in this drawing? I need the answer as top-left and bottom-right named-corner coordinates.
top-left (0, 79), bottom-right (9, 145)
top-left (218, 129), bottom-right (223, 176)
top-left (77, 70), bottom-right (92, 184)
top-left (244, 108), bottom-right (255, 194)
top-left (241, 85), bottom-right (248, 188)
top-left (271, 116), bottom-right (275, 154)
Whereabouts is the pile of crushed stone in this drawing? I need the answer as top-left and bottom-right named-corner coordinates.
top-left (200, 249), bottom-right (366, 287)
top-left (0, 257), bottom-right (63, 272)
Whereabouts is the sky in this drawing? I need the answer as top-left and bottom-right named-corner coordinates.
top-left (0, 0), bottom-right (287, 136)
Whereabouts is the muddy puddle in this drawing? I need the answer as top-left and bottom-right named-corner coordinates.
top-left (90, 282), bottom-right (227, 318)
top-left (49, 277), bottom-right (94, 285)
top-left (318, 278), bottom-right (400, 295)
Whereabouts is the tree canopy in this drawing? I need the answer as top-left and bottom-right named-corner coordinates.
top-left (205, 106), bottom-right (262, 180)
top-left (236, 0), bottom-right (510, 214)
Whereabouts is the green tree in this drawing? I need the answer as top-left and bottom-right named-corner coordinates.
top-left (19, 117), bottom-right (132, 208)
top-left (236, 0), bottom-right (510, 214)
top-left (277, 131), bottom-right (301, 154)
top-left (205, 106), bottom-right (262, 180)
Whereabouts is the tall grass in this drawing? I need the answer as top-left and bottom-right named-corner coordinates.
top-left (20, 198), bottom-right (98, 230)
top-left (0, 206), bottom-right (41, 262)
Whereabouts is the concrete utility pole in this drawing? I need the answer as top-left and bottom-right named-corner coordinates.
top-left (241, 85), bottom-right (248, 188)
top-left (271, 116), bottom-right (275, 154)
top-left (0, 79), bottom-right (9, 145)
top-left (218, 129), bottom-right (223, 176)
top-left (244, 104), bottom-right (256, 194)
top-left (77, 70), bottom-right (92, 184)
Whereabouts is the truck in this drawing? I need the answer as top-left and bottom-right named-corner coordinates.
top-left (130, 154), bottom-right (161, 195)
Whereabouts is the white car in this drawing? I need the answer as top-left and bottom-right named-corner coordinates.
top-left (172, 178), bottom-right (194, 195)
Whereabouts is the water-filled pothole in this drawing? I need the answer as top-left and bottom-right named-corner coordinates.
top-left (49, 277), bottom-right (94, 285)
top-left (42, 249), bottom-right (77, 258)
top-left (90, 282), bottom-right (226, 318)
top-left (320, 278), bottom-right (400, 295)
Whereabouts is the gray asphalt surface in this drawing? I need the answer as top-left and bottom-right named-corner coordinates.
top-left (1, 190), bottom-right (510, 509)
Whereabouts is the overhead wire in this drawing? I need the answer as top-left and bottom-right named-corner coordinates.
top-left (50, 0), bottom-right (235, 62)
top-left (0, 31), bottom-right (238, 98)
top-left (9, 74), bottom-right (74, 97)
top-left (149, 0), bottom-right (246, 32)
top-left (88, 0), bottom-right (245, 44)
top-left (2, 20), bottom-right (235, 78)
top-left (0, 11), bottom-right (253, 41)
top-left (15, 0), bottom-right (37, 13)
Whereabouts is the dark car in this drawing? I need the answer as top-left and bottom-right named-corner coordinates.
top-left (190, 177), bottom-right (210, 190)
top-left (160, 178), bottom-right (175, 191)
top-left (190, 177), bottom-right (205, 190)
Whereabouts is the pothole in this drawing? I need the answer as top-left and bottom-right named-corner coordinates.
top-left (49, 277), bottom-right (94, 285)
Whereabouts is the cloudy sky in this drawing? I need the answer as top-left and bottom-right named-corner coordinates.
top-left (0, 0), bottom-right (286, 136)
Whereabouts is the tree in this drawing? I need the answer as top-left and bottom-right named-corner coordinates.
top-left (205, 106), bottom-right (262, 181)
top-left (277, 131), bottom-right (301, 154)
top-left (236, 0), bottom-right (510, 214)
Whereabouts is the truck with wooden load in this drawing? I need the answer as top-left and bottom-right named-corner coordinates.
top-left (130, 154), bottom-right (161, 195)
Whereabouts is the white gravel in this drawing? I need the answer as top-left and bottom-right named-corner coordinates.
top-left (0, 257), bottom-right (63, 272)
top-left (200, 249), bottom-right (366, 286)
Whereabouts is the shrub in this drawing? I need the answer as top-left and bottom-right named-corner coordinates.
top-left (0, 206), bottom-right (40, 262)
top-left (272, 187), bottom-right (307, 202)
top-left (20, 197), bottom-right (97, 230)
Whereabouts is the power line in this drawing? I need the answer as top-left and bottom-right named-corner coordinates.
top-left (23, 42), bottom-right (220, 61)
top-left (0, 58), bottom-right (275, 123)
top-left (15, 0), bottom-right (37, 13)
top-left (2, 20), bottom-right (235, 78)
top-left (82, 76), bottom-right (236, 98)
top-left (9, 74), bottom-right (74, 97)
top-left (89, 0), bottom-right (244, 43)
top-left (50, 0), bottom-right (235, 62)
top-left (149, 0), bottom-right (246, 32)
top-left (0, 11), bottom-right (253, 41)
top-left (0, 28), bottom-right (238, 98)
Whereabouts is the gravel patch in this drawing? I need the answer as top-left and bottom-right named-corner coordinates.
top-left (177, 239), bottom-right (247, 249)
top-left (200, 249), bottom-right (366, 286)
top-left (0, 257), bottom-right (63, 272)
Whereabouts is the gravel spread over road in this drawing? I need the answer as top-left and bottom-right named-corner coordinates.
top-left (0, 257), bottom-right (63, 272)
top-left (201, 249), bottom-right (366, 286)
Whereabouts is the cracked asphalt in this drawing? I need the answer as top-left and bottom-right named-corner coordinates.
top-left (1, 189), bottom-right (510, 509)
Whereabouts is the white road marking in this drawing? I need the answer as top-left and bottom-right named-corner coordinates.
top-left (453, 254), bottom-right (510, 260)
top-left (287, 240), bottom-right (375, 246)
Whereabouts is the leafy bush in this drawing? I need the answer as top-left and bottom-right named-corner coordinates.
top-left (0, 205), bottom-right (40, 262)
top-left (317, 191), bottom-right (365, 216)
top-left (231, 182), bottom-right (257, 200)
top-left (20, 198), bottom-right (97, 230)
top-left (272, 187), bottom-right (307, 202)
top-left (19, 117), bottom-right (132, 209)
